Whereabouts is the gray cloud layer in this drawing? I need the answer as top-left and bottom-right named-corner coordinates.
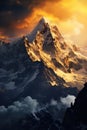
top-left (0, 0), bottom-right (60, 38)
top-left (0, 94), bottom-right (76, 128)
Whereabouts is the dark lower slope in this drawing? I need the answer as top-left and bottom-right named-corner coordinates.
top-left (1, 82), bottom-right (85, 130)
top-left (63, 82), bottom-right (87, 130)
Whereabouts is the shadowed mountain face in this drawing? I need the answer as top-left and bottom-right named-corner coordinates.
top-left (25, 18), bottom-right (87, 89)
top-left (63, 83), bottom-right (87, 130)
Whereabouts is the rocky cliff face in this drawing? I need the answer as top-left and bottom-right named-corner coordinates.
top-left (63, 82), bottom-right (87, 130)
top-left (25, 17), bottom-right (87, 88)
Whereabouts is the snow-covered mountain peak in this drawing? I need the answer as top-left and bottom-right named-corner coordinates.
top-left (38, 17), bottom-right (50, 24)
top-left (27, 17), bottom-right (50, 42)
top-left (25, 18), bottom-right (87, 88)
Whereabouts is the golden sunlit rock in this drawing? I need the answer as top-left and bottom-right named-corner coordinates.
top-left (24, 18), bottom-right (87, 88)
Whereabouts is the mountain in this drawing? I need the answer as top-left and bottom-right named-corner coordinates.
top-left (0, 26), bottom-right (78, 106)
top-left (25, 17), bottom-right (87, 89)
top-left (0, 17), bottom-right (87, 106)
top-left (0, 17), bottom-right (87, 130)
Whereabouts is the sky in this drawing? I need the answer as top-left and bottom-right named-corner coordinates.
top-left (0, 0), bottom-right (87, 47)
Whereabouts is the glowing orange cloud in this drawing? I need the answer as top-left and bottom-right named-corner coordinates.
top-left (0, 32), bottom-right (9, 43)
top-left (1, 0), bottom-right (87, 46)
top-left (14, 0), bottom-right (87, 46)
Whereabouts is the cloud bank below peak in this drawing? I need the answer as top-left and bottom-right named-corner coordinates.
top-left (0, 94), bottom-right (76, 128)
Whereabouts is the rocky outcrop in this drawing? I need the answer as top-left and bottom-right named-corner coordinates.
top-left (63, 82), bottom-right (87, 130)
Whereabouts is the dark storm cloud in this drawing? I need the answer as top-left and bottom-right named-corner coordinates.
top-left (0, 0), bottom-right (61, 40)
top-left (0, 0), bottom-right (33, 28)
top-left (0, 0), bottom-right (60, 28)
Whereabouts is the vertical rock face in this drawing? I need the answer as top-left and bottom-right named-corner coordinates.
top-left (25, 17), bottom-right (87, 88)
top-left (63, 82), bottom-right (87, 130)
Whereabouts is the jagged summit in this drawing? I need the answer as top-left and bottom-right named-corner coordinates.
top-left (27, 17), bottom-right (63, 45)
top-left (25, 18), bottom-right (87, 88)
top-left (39, 17), bottom-right (50, 24)
top-left (27, 17), bottom-right (50, 42)
top-left (27, 17), bottom-right (64, 51)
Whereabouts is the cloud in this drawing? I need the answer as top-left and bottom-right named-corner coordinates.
top-left (0, 0), bottom-right (87, 47)
top-left (42, 95), bottom-right (76, 120)
top-left (0, 96), bottom-right (39, 127)
top-left (0, 0), bottom-right (61, 40)
top-left (0, 94), bottom-right (76, 128)
top-left (59, 17), bottom-right (85, 46)
top-left (0, 96), bottom-right (39, 114)
top-left (50, 99), bottom-right (58, 106)
top-left (50, 95), bottom-right (76, 110)
top-left (60, 95), bottom-right (76, 107)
